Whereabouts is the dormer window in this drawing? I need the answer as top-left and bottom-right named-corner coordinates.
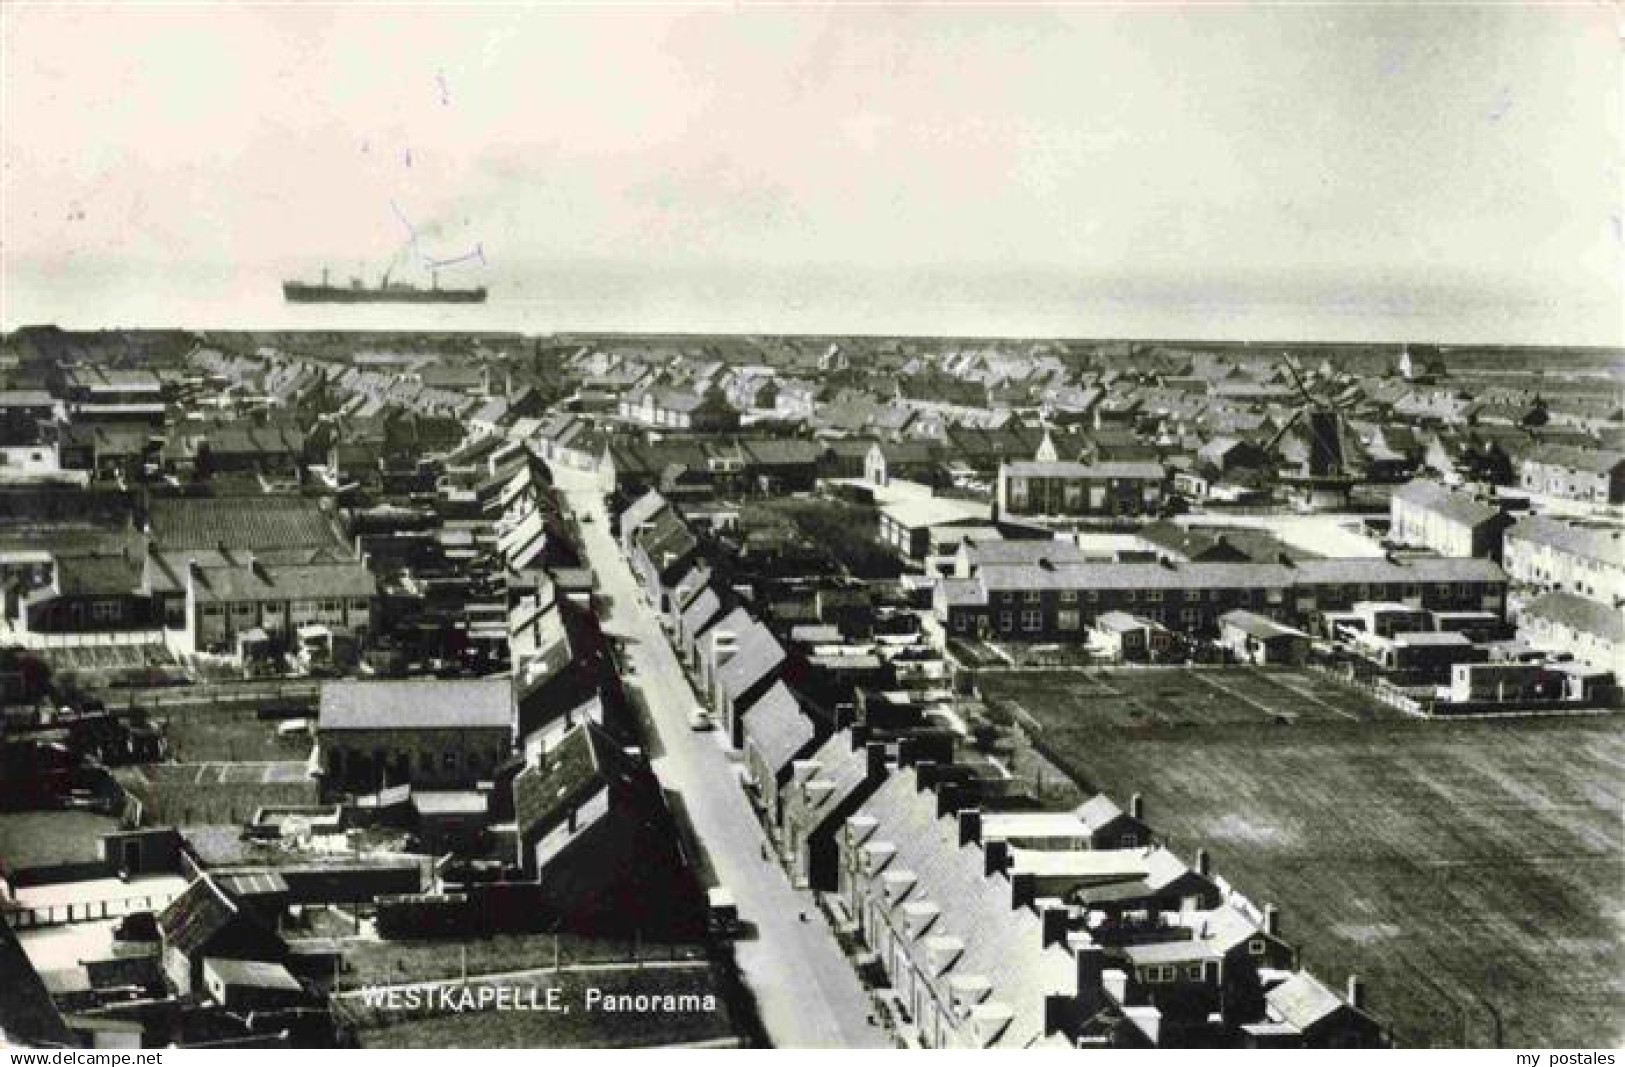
top-left (1248, 938), bottom-right (1266, 956)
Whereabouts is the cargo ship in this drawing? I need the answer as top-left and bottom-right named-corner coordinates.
top-left (282, 268), bottom-right (486, 304)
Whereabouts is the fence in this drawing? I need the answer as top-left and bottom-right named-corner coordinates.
top-left (4, 887), bottom-right (180, 930)
top-left (1304, 660), bottom-right (1429, 716)
top-left (93, 678), bottom-right (321, 710)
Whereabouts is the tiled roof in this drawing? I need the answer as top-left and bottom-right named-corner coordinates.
top-left (1073, 795), bottom-right (1128, 833)
top-left (742, 681), bottom-right (814, 775)
top-left (1523, 592), bottom-right (1625, 642)
top-left (1524, 444), bottom-right (1625, 474)
top-left (620, 489), bottom-right (669, 533)
top-left (188, 559), bottom-right (377, 604)
top-left (513, 721), bottom-right (640, 840)
top-left (148, 495), bottom-right (344, 552)
top-left (1506, 515), bottom-right (1624, 564)
top-left (158, 874), bottom-right (242, 956)
top-left (680, 586), bottom-right (725, 636)
top-left (716, 623), bottom-right (786, 701)
top-left (1266, 972), bottom-right (1349, 1031)
top-left (319, 678), bottom-right (513, 732)
top-left (1391, 479), bottom-right (1503, 527)
top-left (852, 768), bottom-right (1078, 1048)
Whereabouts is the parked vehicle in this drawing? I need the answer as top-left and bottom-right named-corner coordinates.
top-left (706, 886), bottom-right (738, 936)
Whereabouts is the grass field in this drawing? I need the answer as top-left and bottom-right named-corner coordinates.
top-left (980, 666), bottom-right (1625, 1048)
top-left (155, 706), bottom-right (298, 762)
top-left (0, 810), bottom-right (119, 869)
top-left (343, 931), bottom-right (707, 985)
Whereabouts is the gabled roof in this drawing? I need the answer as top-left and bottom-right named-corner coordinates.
top-left (742, 681), bottom-right (814, 775)
top-left (716, 623), bottom-right (787, 701)
top-left (1523, 444), bottom-right (1625, 475)
top-left (1523, 591), bottom-right (1625, 642)
top-left (1073, 794), bottom-right (1134, 833)
top-left (513, 721), bottom-right (648, 841)
top-left (680, 585), bottom-right (725, 637)
top-left (0, 924), bottom-right (71, 1047)
top-left (158, 874), bottom-right (250, 956)
top-left (1266, 972), bottom-right (1353, 1031)
top-left (319, 678), bottom-right (513, 732)
top-left (851, 768), bottom-right (1077, 1048)
top-left (1506, 515), bottom-right (1624, 564)
top-left (1391, 479), bottom-right (1503, 527)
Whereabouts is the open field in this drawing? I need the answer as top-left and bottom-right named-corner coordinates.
top-left (981, 667), bottom-right (1625, 1047)
top-left (342, 931), bottom-right (707, 985)
top-left (984, 665), bottom-right (1404, 729)
top-left (0, 810), bottom-right (119, 869)
top-left (344, 967), bottom-right (738, 1048)
top-left (155, 705), bottom-right (298, 762)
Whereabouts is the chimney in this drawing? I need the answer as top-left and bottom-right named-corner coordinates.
top-left (958, 808), bottom-right (983, 846)
top-left (865, 740), bottom-right (888, 782)
top-left (1263, 903), bottom-right (1280, 938)
top-left (1129, 792), bottom-right (1145, 821)
top-left (1039, 899), bottom-right (1068, 947)
top-left (984, 837), bottom-right (1011, 877)
top-left (1075, 940), bottom-right (1106, 1009)
top-left (1195, 848), bottom-right (1211, 878)
top-left (913, 759), bottom-right (937, 788)
top-left (848, 723), bottom-right (870, 750)
top-left (1010, 871), bottom-right (1036, 910)
top-left (1346, 974), bottom-right (1365, 1011)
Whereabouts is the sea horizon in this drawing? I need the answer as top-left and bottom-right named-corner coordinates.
top-left (4, 259), bottom-right (1619, 351)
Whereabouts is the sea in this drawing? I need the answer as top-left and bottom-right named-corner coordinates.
top-left (3, 258), bottom-right (1619, 349)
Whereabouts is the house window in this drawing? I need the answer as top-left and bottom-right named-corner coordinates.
top-left (1086, 590), bottom-right (1100, 603)
top-left (952, 614), bottom-right (968, 633)
top-left (92, 600), bottom-right (121, 622)
top-left (1059, 590), bottom-right (1079, 604)
top-left (1058, 610), bottom-right (1081, 631)
top-left (1181, 608), bottom-right (1198, 624)
top-left (1147, 589), bottom-right (1163, 603)
top-left (1023, 590), bottom-right (1040, 604)
top-left (998, 612), bottom-right (1013, 632)
top-left (1021, 609), bottom-right (1042, 631)
top-left (1187, 964), bottom-right (1204, 981)
top-left (1124, 590), bottom-right (1137, 603)
top-left (1249, 939), bottom-right (1266, 956)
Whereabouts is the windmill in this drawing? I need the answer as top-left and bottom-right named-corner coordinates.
top-left (1265, 356), bottom-right (1362, 509)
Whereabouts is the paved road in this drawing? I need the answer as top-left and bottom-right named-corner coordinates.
top-left (551, 465), bottom-right (888, 1049)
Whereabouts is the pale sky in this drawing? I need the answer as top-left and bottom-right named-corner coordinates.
top-left (2, 3), bottom-right (1620, 343)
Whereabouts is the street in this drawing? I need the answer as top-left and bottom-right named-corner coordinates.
top-left (551, 465), bottom-right (889, 1049)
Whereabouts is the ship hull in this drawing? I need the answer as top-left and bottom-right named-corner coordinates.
top-left (282, 283), bottom-right (486, 304)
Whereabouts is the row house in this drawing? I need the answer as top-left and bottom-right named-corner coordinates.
top-left (618, 385), bottom-right (741, 432)
top-left (1518, 592), bottom-right (1625, 674)
top-left (997, 461), bottom-right (1167, 519)
top-left (838, 766), bottom-right (1383, 1048)
top-left (1518, 445), bottom-right (1625, 506)
top-left (512, 719), bottom-right (695, 930)
top-left (933, 557), bottom-right (1506, 642)
top-left (1388, 479), bottom-right (1512, 559)
top-left (1502, 515), bottom-right (1625, 604)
